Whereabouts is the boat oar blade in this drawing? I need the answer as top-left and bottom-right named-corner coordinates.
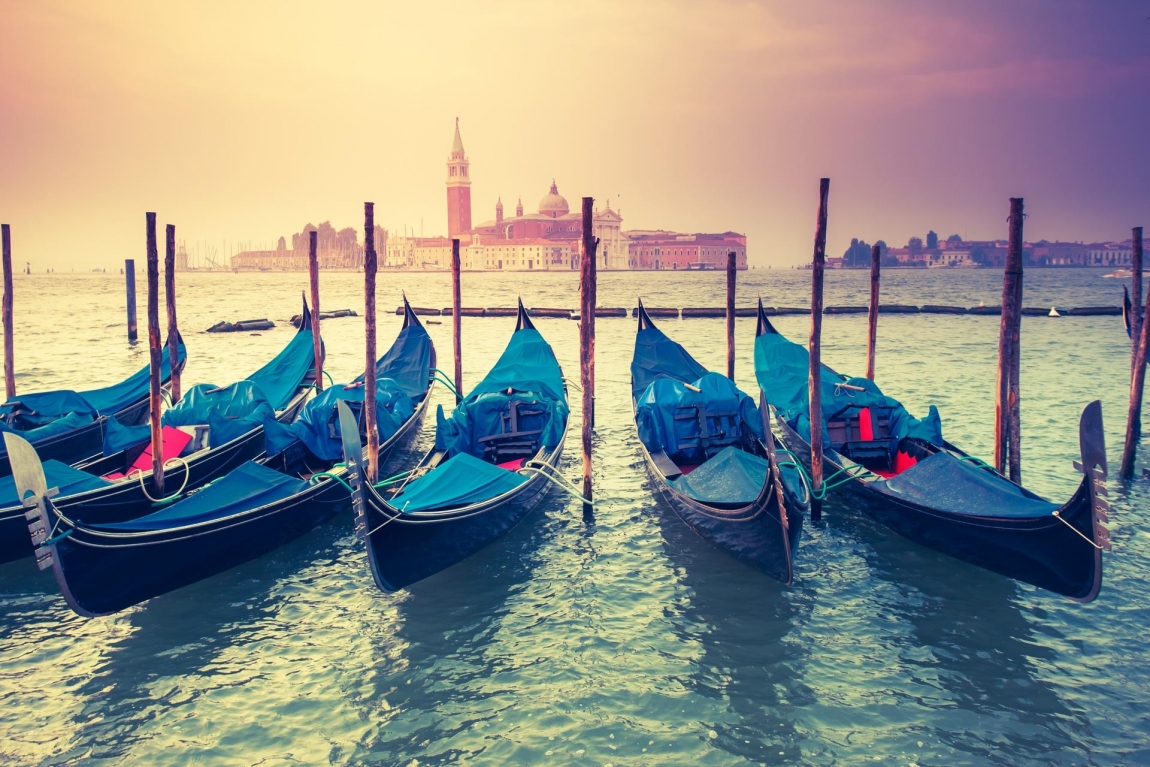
top-left (2, 432), bottom-right (59, 570)
top-left (336, 399), bottom-right (369, 540)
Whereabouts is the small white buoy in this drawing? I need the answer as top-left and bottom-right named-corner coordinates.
top-left (1049, 306), bottom-right (1061, 317)
top-left (979, 300), bottom-right (986, 307)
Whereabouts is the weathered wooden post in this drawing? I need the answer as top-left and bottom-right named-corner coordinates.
top-left (125, 259), bottom-right (138, 344)
top-left (451, 238), bottom-right (463, 402)
top-left (308, 230), bottom-right (323, 392)
top-left (2, 224), bottom-right (14, 400)
top-left (364, 203), bottom-right (379, 483)
top-left (726, 251), bottom-right (736, 381)
top-left (145, 213), bottom-right (164, 494)
top-left (1133, 227), bottom-right (1144, 369)
top-left (995, 198), bottom-right (1024, 483)
top-left (865, 242), bottom-right (880, 381)
top-left (808, 179), bottom-right (830, 521)
top-left (580, 197), bottom-right (597, 513)
top-left (1122, 226), bottom-right (1148, 478)
top-left (164, 224), bottom-right (181, 404)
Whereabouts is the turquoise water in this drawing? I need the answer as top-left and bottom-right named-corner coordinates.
top-left (1, 268), bottom-right (1147, 765)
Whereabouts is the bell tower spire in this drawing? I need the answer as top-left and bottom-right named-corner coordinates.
top-left (446, 117), bottom-right (472, 238)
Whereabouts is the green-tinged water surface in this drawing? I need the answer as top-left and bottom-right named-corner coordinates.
top-left (1, 267), bottom-right (1147, 766)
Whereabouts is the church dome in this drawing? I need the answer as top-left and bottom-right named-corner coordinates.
top-left (538, 180), bottom-right (569, 218)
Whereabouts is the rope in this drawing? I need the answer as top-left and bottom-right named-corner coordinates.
top-left (372, 469), bottom-right (414, 489)
top-left (309, 471), bottom-right (352, 493)
top-left (323, 370), bottom-right (335, 387)
top-left (429, 369), bottom-right (460, 397)
top-left (136, 456), bottom-right (192, 504)
top-left (776, 459), bottom-right (865, 500)
top-left (521, 459), bottom-right (596, 505)
top-left (1052, 510), bottom-right (1103, 550)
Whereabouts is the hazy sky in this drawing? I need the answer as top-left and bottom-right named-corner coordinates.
top-left (1, 0), bottom-right (1147, 268)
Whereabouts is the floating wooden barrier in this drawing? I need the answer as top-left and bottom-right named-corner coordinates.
top-left (595, 307), bottom-right (627, 318)
top-left (921, 305), bottom-right (967, 314)
top-left (394, 306), bottom-right (441, 316)
top-left (291, 309), bottom-right (356, 328)
top-left (1068, 306), bottom-right (1122, 316)
top-left (441, 307), bottom-right (485, 317)
top-left (207, 319), bottom-right (275, 333)
top-left (824, 306), bottom-right (866, 314)
top-left (969, 306), bottom-right (1001, 315)
top-left (486, 307), bottom-right (518, 317)
top-left (682, 307), bottom-right (726, 318)
top-left (529, 307), bottom-right (573, 319)
top-left (775, 307), bottom-right (810, 315)
top-left (879, 304), bottom-right (919, 313)
top-left (631, 307), bottom-right (679, 318)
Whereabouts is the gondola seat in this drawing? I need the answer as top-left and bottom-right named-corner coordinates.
top-left (828, 405), bottom-right (898, 471)
top-left (102, 426), bottom-right (193, 480)
top-left (478, 400), bottom-right (547, 464)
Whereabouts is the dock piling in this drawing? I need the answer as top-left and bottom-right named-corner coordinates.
top-left (866, 243), bottom-right (880, 380)
top-left (164, 225), bottom-right (181, 404)
top-left (1133, 227), bottom-right (1144, 371)
top-left (726, 251), bottom-right (736, 381)
top-left (580, 197), bottom-right (597, 514)
top-left (808, 179), bottom-right (830, 521)
top-left (452, 238), bottom-right (463, 403)
top-left (2, 224), bottom-right (13, 400)
top-left (125, 259), bottom-right (138, 344)
top-left (363, 203), bottom-right (379, 483)
top-left (308, 230), bottom-right (323, 392)
top-left (995, 198), bottom-right (1024, 483)
top-left (1122, 227), bottom-right (1147, 478)
top-left (145, 214), bottom-right (164, 494)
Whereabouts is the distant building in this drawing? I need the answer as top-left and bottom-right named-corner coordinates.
top-left (1085, 242), bottom-right (1134, 266)
top-left (232, 222), bottom-right (385, 270)
top-left (627, 231), bottom-right (748, 270)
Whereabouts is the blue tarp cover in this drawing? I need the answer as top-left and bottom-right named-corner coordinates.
top-left (635, 373), bottom-right (764, 463)
top-left (93, 461), bottom-right (309, 532)
top-left (753, 332), bottom-right (943, 448)
top-left (433, 327), bottom-right (568, 460)
top-left (391, 452), bottom-right (528, 513)
top-left (630, 321), bottom-right (709, 398)
top-left (246, 329), bottom-right (319, 411)
top-left (80, 341), bottom-right (187, 415)
top-left (0, 390), bottom-right (97, 421)
top-left (877, 451), bottom-right (1057, 518)
top-left (0, 410), bottom-right (96, 443)
top-left (101, 416), bottom-right (152, 455)
top-left (671, 446), bottom-right (769, 503)
top-left (355, 323), bottom-right (433, 401)
top-left (0, 459), bottom-right (110, 507)
top-left (162, 380), bottom-right (277, 450)
top-left (291, 380), bottom-right (414, 461)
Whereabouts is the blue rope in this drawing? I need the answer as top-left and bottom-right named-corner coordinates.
top-left (310, 471), bottom-right (352, 493)
top-left (429, 368), bottom-right (460, 397)
top-left (42, 528), bottom-right (74, 547)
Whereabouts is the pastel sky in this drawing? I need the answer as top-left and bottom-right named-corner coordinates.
top-left (1, 0), bottom-right (1147, 268)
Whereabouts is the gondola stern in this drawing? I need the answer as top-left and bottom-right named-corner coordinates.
top-left (515, 297), bottom-right (536, 332)
top-left (298, 293), bottom-right (313, 333)
top-left (1067, 399), bottom-right (1108, 603)
top-left (756, 297), bottom-right (779, 337)
top-left (401, 293), bottom-right (424, 330)
top-left (636, 298), bottom-right (655, 332)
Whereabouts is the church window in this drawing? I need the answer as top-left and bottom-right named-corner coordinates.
top-left (450, 167), bottom-right (456, 176)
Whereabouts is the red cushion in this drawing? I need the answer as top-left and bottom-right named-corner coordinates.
top-left (858, 407), bottom-right (874, 441)
top-left (497, 458), bottom-right (526, 471)
top-left (104, 426), bottom-right (192, 480)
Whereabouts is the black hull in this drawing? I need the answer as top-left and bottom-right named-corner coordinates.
top-left (0, 388), bottom-right (311, 566)
top-left (361, 440), bottom-right (564, 592)
top-left (777, 417), bottom-right (1104, 601)
top-left (44, 478), bottom-right (350, 617)
top-left (639, 443), bottom-right (802, 584)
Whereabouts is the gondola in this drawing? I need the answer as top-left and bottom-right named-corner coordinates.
top-left (0, 336), bottom-right (187, 477)
top-left (8, 298), bottom-right (435, 616)
top-left (629, 301), bottom-right (806, 583)
top-left (339, 299), bottom-right (570, 592)
top-left (753, 300), bottom-right (1109, 602)
top-left (0, 298), bottom-right (322, 566)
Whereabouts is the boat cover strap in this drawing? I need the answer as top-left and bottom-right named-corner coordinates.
top-left (877, 451), bottom-right (1057, 518)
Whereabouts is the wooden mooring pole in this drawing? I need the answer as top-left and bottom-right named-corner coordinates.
top-left (865, 243), bottom-right (880, 381)
top-left (1121, 226), bottom-right (1147, 479)
top-left (125, 259), bottom-right (138, 344)
top-left (1133, 227), bottom-right (1144, 370)
top-left (164, 224), bottom-right (181, 404)
top-left (451, 238), bottom-right (463, 403)
top-left (580, 197), bottom-right (597, 513)
top-left (145, 213), bottom-right (164, 494)
top-left (2, 224), bottom-right (14, 400)
top-left (308, 230), bottom-right (323, 392)
top-left (995, 198), bottom-right (1024, 483)
top-left (726, 251), bottom-right (736, 381)
top-left (364, 203), bottom-right (379, 483)
top-left (808, 179), bottom-right (830, 522)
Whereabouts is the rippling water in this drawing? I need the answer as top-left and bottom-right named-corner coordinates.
top-left (1, 267), bottom-right (1147, 766)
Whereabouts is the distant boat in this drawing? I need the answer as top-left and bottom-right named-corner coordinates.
top-left (1104, 269), bottom-right (1132, 279)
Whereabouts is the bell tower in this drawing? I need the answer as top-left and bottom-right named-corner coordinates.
top-left (446, 118), bottom-right (472, 238)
